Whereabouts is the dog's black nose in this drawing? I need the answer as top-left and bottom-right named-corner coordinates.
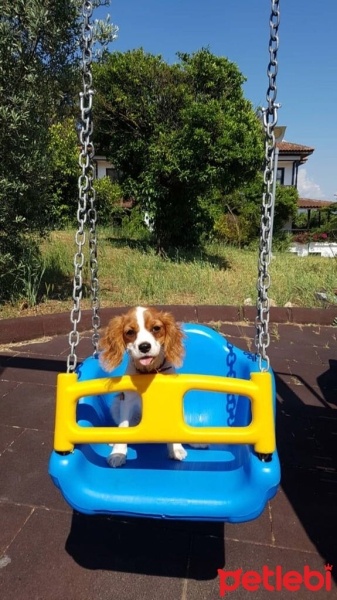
top-left (138, 342), bottom-right (151, 354)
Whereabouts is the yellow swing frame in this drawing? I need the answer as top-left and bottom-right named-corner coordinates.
top-left (54, 370), bottom-right (276, 455)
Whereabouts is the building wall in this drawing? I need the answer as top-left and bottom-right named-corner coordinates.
top-left (277, 159), bottom-right (298, 186)
top-left (96, 157), bottom-right (300, 189)
top-left (95, 158), bottom-right (113, 180)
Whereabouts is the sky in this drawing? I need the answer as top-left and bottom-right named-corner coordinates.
top-left (95, 0), bottom-right (337, 201)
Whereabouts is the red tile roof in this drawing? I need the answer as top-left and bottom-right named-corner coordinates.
top-left (298, 198), bottom-right (335, 209)
top-left (277, 142), bottom-right (314, 155)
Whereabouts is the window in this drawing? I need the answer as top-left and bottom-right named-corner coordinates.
top-left (106, 167), bottom-right (122, 182)
top-left (276, 168), bottom-right (284, 185)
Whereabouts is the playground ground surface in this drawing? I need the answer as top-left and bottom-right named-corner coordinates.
top-left (0, 305), bottom-right (336, 599)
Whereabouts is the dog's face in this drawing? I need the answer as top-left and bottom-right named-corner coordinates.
top-left (100, 306), bottom-right (185, 373)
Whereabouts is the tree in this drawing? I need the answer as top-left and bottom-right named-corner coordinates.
top-left (93, 48), bottom-right (264, 251)
top-left (274, 184), bottom-right (298, 233)
top-left (47, 117), bottom-right (79, 226)
top-left (214, 173), bottom-right (299, 245)
top-left (94, 176), bottom-right (124, 225)
top-left (0, 1), bottom-right (80, 300)
top-left (0, 1), bottom-right (117, 301)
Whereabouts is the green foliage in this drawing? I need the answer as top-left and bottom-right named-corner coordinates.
top-left (293, 211), bottom-right (309, 229)
top-left (94, 48), bottom-right (264, 251)
top-left (48, 117), bottom-right (79, 226)
top-left (294, 202), bottom-right (337, 234)
top-left (214, 213), bottom-right (253, 246)
top-left (213, 175), bottom-right (299, 245)
top-left (120, 208), bottom-right (153, 241)
top-left (274, 184), bottom-right (298, 232)
top-left (213, 174), bottom-right (262, 245)
top-left (0, 235), bottom-right (45, 304)
top-left (94, 177), bottom-right (124, 225)
top-left (0, 1), bottom-right (80, 302)
top-left (18, 244), bottom-right (47, 307)
top-left (0, 1), bottom-right (117, 302)
top-left (323, 208), bottom-right (337, 239)
top-left (271, 232), bottom-right (294, 253)
top-left (49, 119), bottom-right (79, 179)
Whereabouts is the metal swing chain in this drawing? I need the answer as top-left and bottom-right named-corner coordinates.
top-left (226, 340), bottom-right (237, 426)
top-left (67, 0), bottom-right (99, 373)
top-left (83, 1), bottom-right (101, 356)
top-left (255, 0), bottom-right (280, 372)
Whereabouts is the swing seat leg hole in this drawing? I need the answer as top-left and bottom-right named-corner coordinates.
top-left (257, 453), bottom-right (272, 463)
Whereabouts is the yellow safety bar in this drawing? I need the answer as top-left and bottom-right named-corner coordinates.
top-left (53, 371), bottom-right (276, 455)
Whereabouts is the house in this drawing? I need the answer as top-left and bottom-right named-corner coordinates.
top-left (272, 129), bottom-right (337, 256)
top-left (94, 155), bottom-right (120, 182)
top-left (95, 126), bottom-right (316, 206)
top-left (94, 128), bottom-right (333, 228)
top-left (297, 198), bottom-right (335, 228)
top-left (94, 155), bottom-right (134, 214)
top-left (273, 126), bottom-right (337, 234)
top-left (274, 126), bottom-right (314, 187)
top-left (95, 127), bottom-right (314, 189)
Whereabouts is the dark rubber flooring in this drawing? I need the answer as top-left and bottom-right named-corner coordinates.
top-left (0, 313), bottom-right (336, 599)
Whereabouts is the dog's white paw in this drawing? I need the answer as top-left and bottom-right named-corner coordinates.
top-left (168, 445), bottom-right (187, 461)
top-left (107, 452), bottom-right (126, 468)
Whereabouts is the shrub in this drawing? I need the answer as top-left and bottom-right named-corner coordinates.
top-left (120, 207), bottom-right (153, 241)
top-left (94, 48), bottom-right (264, 252)
top-left (293, 231), bottom-right (330, 244)
top-left (94, 177), bottom-right (125, 225)
top-left (0, 234), bottom-right (45, 304)
top-left (213, 213), bottom-right (254, 246)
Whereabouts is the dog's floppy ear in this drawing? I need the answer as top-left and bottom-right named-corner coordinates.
top-left (160, 311), bottom-right (185, 368)
top-left (99, 315), bottom-right (125, 371)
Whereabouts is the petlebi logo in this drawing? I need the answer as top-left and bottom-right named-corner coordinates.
top-left (218, 564), bottom-right (333, 596)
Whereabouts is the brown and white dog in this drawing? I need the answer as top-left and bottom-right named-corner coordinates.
top-left (100, 306), bottom-right (188, 467)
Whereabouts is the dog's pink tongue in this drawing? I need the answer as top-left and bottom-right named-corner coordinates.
top-left (139, 357), bottom-right (153, 366)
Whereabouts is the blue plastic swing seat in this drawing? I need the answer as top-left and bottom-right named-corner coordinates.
top-left (49, 323), bottom-right (280, 522)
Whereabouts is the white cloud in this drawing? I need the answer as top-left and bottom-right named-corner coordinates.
top-left (297, 168), bottom-right (325, 199)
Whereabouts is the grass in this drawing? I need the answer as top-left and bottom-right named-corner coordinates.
top-left (1, 228), bottom-right (336, 319)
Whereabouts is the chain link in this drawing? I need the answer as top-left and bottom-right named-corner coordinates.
top-left (255, 0), bottom-right (280, 372)
top-left (226, 340), bottom-right (237, 426)
top-left (88, 168), bottom-right (100, 355)
top-left (67, 0), bottom-right (99, 372)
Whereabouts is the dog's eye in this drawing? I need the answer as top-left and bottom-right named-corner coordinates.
top-left (152, 325), bottom-right (161, 333)
top-left (125, 329), bottom-right (136, 337)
